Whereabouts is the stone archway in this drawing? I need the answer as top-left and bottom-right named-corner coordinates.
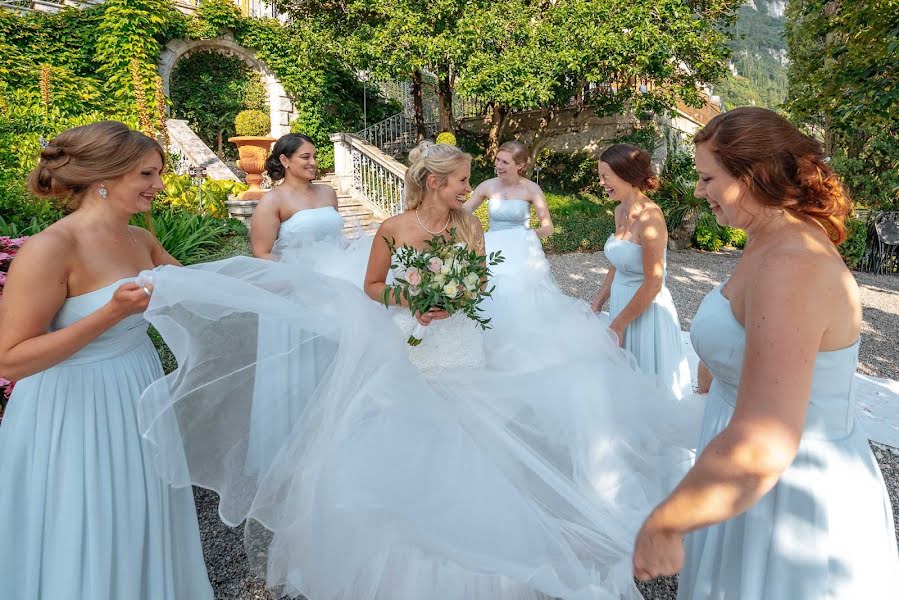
top-left (158, 32), bottom-right (294, 138)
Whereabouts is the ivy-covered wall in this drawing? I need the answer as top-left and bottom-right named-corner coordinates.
top-left (0, 0), bottom-right (397, 221)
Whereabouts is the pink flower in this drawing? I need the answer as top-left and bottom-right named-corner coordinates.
top-left (405, 267), bottom-right (422, 286)
top-left (0, 271), bottom-right (6, 285)
top-left (0, 252), bottom-right (11, 261)
top-left (428, 257), bottom-right (444, 273)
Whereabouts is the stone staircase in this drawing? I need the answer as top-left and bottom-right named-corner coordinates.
top-left (320, 175), bottom-right (383, 235)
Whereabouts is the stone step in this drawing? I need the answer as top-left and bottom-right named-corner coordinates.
top-left (339, 206), bottom-right (376, 218)
top-left (342, 218), bottom-right (380, 228)
top-left (338, 198), bottom-right (365, 208)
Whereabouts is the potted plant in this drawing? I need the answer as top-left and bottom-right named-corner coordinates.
top-left (229, 109), bottom-right (275, 200)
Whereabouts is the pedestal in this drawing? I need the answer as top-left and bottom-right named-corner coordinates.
top-left (225, 196), bottom-right (259, 230)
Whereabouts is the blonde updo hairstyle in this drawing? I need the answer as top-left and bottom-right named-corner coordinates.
top-left (405, 141), bottom-right (479, 250)
top-left (28, 120), bottom-right (165, 212)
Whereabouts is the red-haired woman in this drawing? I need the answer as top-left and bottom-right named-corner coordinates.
top-left (633, 107), bottom-right (899, 598)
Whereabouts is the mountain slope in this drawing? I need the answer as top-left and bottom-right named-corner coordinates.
top-left (714, 0), bottom-right (788, 110)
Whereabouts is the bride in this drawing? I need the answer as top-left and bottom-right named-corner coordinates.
top-left (137, 141), bottom-right (693, 600)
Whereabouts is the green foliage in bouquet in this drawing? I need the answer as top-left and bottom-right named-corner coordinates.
top-left (382, 230), bottom-right (504, 345)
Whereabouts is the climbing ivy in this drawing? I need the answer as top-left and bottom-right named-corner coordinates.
top-left (0, 0), bottom-right (391, 181)
top-left (94, 0), bottom-right (187, 111)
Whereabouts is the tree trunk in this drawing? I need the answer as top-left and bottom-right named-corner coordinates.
top-left (526, 105), bottom-right (558, 176)
top-left (485, 103), bottom-right (509, 158)
top-left (411, 70), bottom-right (426, 142)
top-left (217, 129), bottom-right (223, 159)
top-left (437, 68), bottom-right (455, 133)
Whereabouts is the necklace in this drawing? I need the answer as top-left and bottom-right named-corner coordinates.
top-left (501, 178), bottom-right (524, 201)
top-left (415, 208), bottom-right (451, 235)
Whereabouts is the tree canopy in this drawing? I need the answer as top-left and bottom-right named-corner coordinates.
top-left (786, 0), bottom-right (899, 207)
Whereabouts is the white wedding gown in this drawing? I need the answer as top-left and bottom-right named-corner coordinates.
top-left (137, 217), bottom-right (694, 600)
top-left (482, 199), bottom-right (629, 373)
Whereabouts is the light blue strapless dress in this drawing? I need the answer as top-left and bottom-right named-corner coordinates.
top-left (0, 279), bottom-right (213, 600)
top-left (246, 207), bottom-right (347, 474)
top-left (680, 285), bottom-right (899, 599)
top-left (604, 235), bottom-right (691, 398)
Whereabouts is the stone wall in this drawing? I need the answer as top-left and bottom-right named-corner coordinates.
top-left (458, 99), bottom-right (717, 160)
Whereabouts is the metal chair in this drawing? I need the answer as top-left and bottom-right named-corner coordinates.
top-left (861, 211), bottom-right (899, 275)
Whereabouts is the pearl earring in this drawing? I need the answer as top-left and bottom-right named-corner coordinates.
top-left (98, 183), bottom-right (108, 199)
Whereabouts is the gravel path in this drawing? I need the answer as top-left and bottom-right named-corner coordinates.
top-left (198, 248), bottom-right (899, 600)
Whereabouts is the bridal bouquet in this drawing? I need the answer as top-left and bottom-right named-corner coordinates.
top-left (383, 230), bottom-right (503, 346)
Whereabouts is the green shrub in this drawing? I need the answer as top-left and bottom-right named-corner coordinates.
top-left (535, 150), bottom-right (601, 195)
top-left (720, 226), bottom-right (747, 249)
top-left (234, 109), bottom-right (271, 137)
top-left (156, 173), bottom-right (248, 218)
top-left (693, 223), bottom-right (724, 252)
top-left (0, 191), bottom-right (63, 237)
top-left (838, 217), bottom-right (868, 269)
top-left (131, 207), bottom-right (239, 265)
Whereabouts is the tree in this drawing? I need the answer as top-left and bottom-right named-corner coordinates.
top-left (275, 0), bottom-right (741, 152)
top-left (457, 0), bottom-right (743, 157)
top-left (786, 0), bottom-right (899, 207)
top-left (272, 0), bottom-right (475, 136)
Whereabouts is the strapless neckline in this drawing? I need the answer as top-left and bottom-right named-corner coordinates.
top-left (608, 234), bottom-right (639, 246)
top-left (711, 284), bottom-right (860, 355)
top-left (282, 205), bottom-right (338, 224)
top-left (67, 277), bottom-right (135, 301)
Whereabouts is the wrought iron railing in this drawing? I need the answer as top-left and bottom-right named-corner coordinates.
top-left (355, 113), bottom-right (439, 156)
top-left (332, 133), bottom-right (407, 218)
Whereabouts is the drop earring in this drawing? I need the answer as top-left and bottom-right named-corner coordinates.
top-left (98, 182), bottom-right (108, 199)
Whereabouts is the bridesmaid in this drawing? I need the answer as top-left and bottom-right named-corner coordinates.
top-left (0, 121), bottom-right (213, 599)
top-left (250, 133), bottom-right (341, 260)
top-left (464, 140), bottom-right (554, 240)
top-left (246, 133), bottom-right (344, 474)
top-left (592, 144), bottom-right (691, 398)
top-left (633, 107), bottom-right (899, 598)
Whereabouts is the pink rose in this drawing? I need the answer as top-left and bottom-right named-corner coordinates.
top-left (406, 267), bottom-right (422, 286)
top-left (428, 257), bottom-right (444, 273)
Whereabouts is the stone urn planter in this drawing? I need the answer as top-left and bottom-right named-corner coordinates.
top-left (228, 136), bottom-right (275, 201)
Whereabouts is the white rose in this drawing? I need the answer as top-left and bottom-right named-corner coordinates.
top-left (463, 272), bottom-right (480, 291)
top-left (443, 280), bottom-right (461, 298)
